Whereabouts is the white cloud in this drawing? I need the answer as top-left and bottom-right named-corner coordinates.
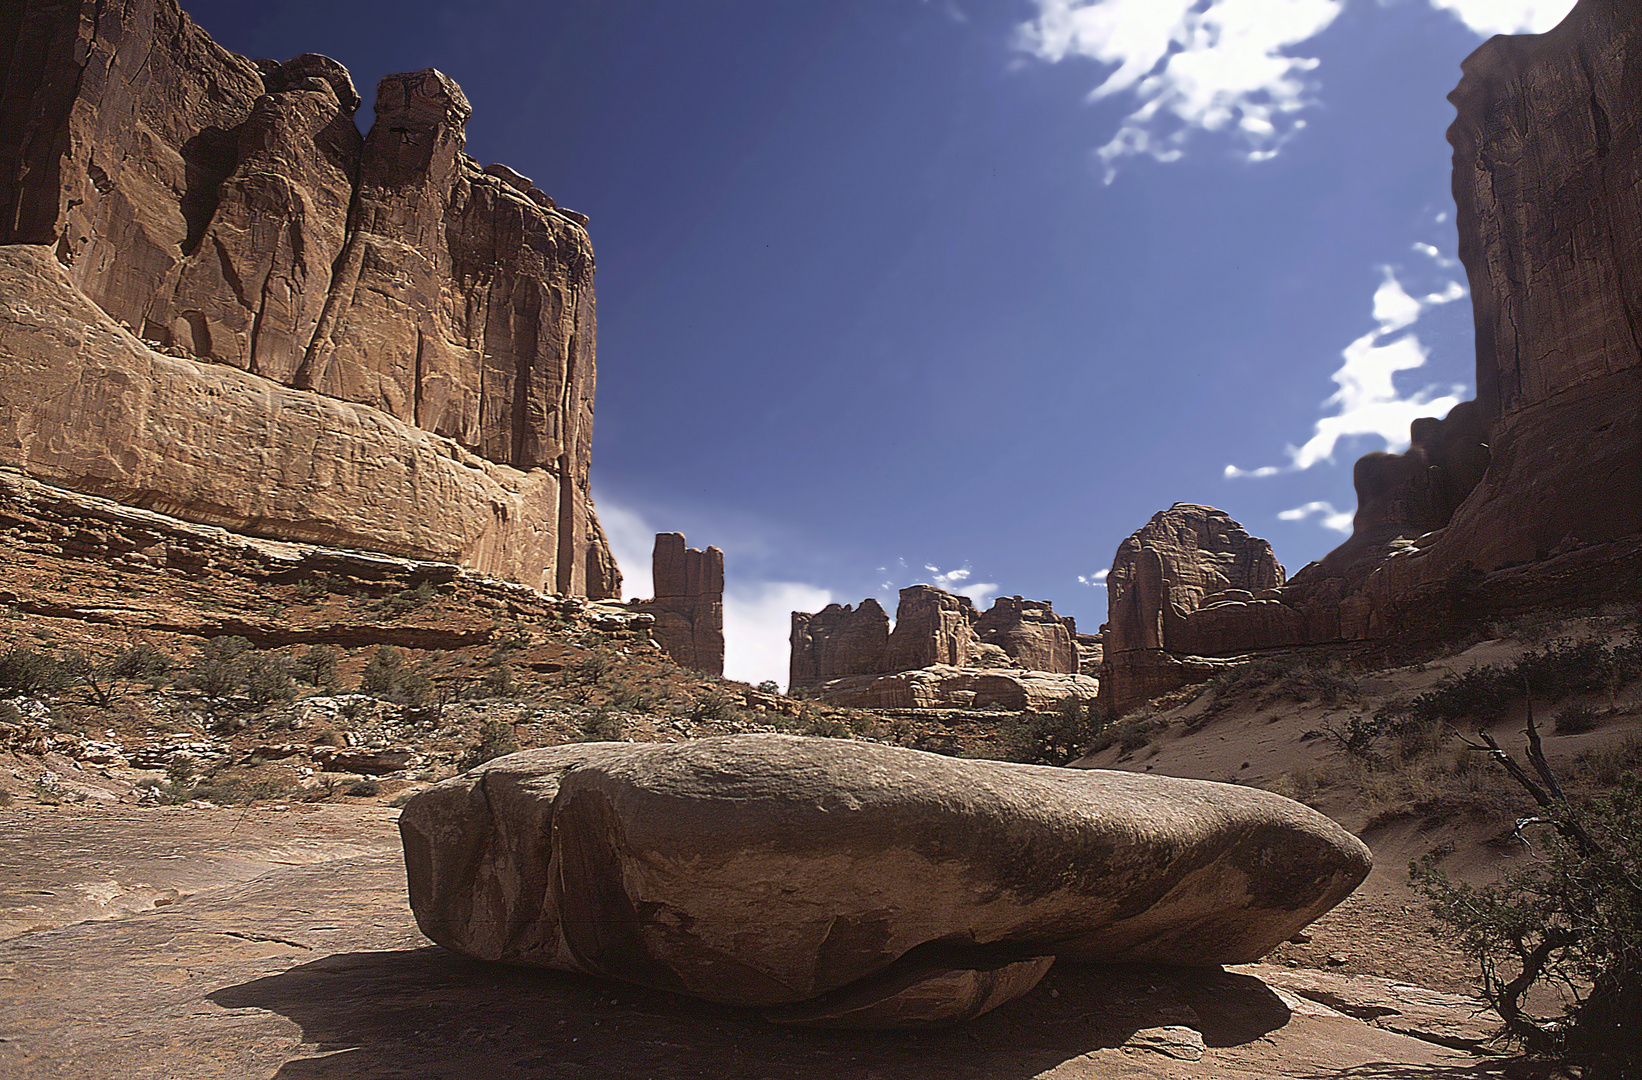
top-left (594, 493), bottom-right (833, 690)
top-left (1078, 569), bottom-right (1110, 588)
top-left (920, 563), bottom-right (1000, 611)
top-left (1427, 0), bottom-right (1575, 36)
top-left (1277, 500), bottom-right (1354, 533)
top-left (724, 581), bottom-right (834, 690)
top-left (1016, 0), bottom-right (1345, 181)
top-left (594, 497), bottom-right (655, 601)
top-left (1227, 262), bottom-right (1467, 475)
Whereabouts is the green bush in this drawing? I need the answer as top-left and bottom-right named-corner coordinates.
top-left (294, 645), bottom-right (340, 691)
top-left (999, 700), bottom-right (1110, 765)
top-left (460, 719), bottom-right (521, 769)
top-left (0, 647), bottom-right (75, 695)
top-left (180, 637), bottom-right (254, 700)
top-left (359, 646), bottom-right (432, 706)
top-left (1412, 770), bottom-right (1641, 1077)
top-left (243, 652), bottom-right (297, 704)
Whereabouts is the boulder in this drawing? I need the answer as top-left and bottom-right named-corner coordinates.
top-left (399, 735), bottom-right (1372, 1028)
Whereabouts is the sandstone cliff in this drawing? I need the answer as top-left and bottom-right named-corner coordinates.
top-left (0, 0), bottom-right (618, 596)
top-left (1100, 0), bottom-right (1642, 713)
top-left (630, 533), bottom-right (725, 676)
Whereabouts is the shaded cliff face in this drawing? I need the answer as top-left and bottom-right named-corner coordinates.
top-left (1316, 0), bottom-right (1640, 575)
top-left (0, 0), bottom-right (617, 597)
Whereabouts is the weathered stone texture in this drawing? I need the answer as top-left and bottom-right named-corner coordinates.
top-left (0, 0), bottom-right (617, 596)
top-left (788, 600), bottom-right (891, 691)
top-left (790, 586), bottom-right (1085, 700)
top-left (0, 246), bottom-right (596, 589)
top-left (813, 665), bottom-right (1100, 711)
top-left (974, 595), bottom-right (1079, 674)
top-left (634, 533), bottom-right (724, 675)
top-left (884, 585), bottom-right (981, 673)
top-left (1101, 505), bottom-right (1284, 713)
top-left (400, 735), bottom-right (1371, 1027)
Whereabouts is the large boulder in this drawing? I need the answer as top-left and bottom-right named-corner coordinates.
top-left (399, 735), bottom-right (1371, 1028)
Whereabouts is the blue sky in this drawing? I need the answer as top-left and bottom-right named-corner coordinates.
top-left (184, 0), bottom-right (1576, 686)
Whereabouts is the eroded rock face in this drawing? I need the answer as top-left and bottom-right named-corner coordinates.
top-left (399, 735), bottom-right (1371, 1028)
top-left (810, 665), bottom-right (1099, 711)
top-left (790, 587), bottom-right (1086, 699)
top-left (788, 600), bottom-right (892, 691)
top-left (0, 246), bottom-right (595, 589)
top-left (974, 596), bottom-right (1079, 674)
top-left (632, 533), bottom-right (724, 675)
top-left (1103, 505), bottom-right (1286, 713)
top-left (0, 0), bottom-right (617, 596)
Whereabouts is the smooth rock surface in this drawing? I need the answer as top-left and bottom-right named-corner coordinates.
top-left (399, 735), bottom-right (1371, 1027)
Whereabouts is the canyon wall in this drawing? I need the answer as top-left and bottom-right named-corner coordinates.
top-left (1100, 0), bottom-right (1642, 714)
top-left (0, 0), bottom-right (618, 596)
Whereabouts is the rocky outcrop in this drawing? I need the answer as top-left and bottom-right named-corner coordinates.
top-left (974, 595), bottom-right (1080, 673)
top-left (813, 665), bottom-right (1099, 711)
top-left (632, 534), bottom-right (724, 675)
top-left (883, 585), bottom-right (982, 672)
top-left (1102, 506), bottom-right (1286, 713)
top-left (0, 0), bottom-right (617, 596)
top-left (788, 600), bottom-right (891, 690)
top-left (400, 735), bottom-right (1371, 1027)
top-left (791, 586), bottom-right (1084, 699)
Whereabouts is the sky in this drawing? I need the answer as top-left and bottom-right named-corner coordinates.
top-left (183, 0), bottom-right (1578, 687)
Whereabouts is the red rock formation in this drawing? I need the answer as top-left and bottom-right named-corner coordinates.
top-left (1102, 505), bottom-right (1286, 713)
top-left (1098, 1), bottom-right (1642, 714)
top-left (789, 586), bottom-right (1088, 703)
top-left (883, 585), bottom-right (981, 673)
top-left (974, 596), bottom-right (1079, 674)
top-left (0, 0), bottom-right (617, 597)
top-left (637, 533), bottom-right (724, 675)
top-left (788, 600), bottom-right (891, 693)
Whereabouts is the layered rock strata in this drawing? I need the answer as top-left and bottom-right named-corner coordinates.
top-left (814, 665), bottom-right (1100, 711)
top-left (0, 0), bottom-right (618, 596)
top-left (1101, 0), bottom-right (1642, 712)
top-left (1102, 505), bottom-right (1287, 714)
top-left (631, 533), bottom-right (724, 675)
top-left (791, 586), bottom-right (1084, 700)
top-left (400, 735), bottom-right (1372, 1028)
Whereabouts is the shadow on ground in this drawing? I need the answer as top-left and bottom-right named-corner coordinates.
top-left (209, 947), bottom-right (1292, 1080)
